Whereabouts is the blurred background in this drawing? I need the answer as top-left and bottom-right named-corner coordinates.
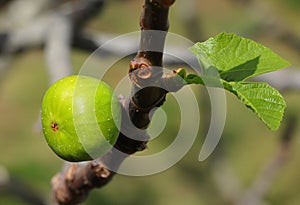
top-left (0, 0), bottom-right (299, 204)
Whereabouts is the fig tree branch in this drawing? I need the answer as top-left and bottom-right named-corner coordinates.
top-left (128, 0), bottom-right (174, 128)
top-left (51, 1), bottom-right (175, 204)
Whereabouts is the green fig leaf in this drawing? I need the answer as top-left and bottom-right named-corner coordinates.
top-left (223, 81), bottom-right (286, 130)
top-left (190, 32), bottom-right (290, 81)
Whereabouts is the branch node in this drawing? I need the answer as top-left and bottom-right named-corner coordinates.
top-left (138, 65), bottom-right (152, 79)
top-left (129, 57), bottom-right (152, 72)
top-left (129, 57), bottom-right (154, 87)
top-left (91, 161), bottom-right (111, 179)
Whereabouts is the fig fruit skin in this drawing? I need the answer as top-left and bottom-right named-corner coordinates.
top-left (41, 75), bottom-right (121, 162)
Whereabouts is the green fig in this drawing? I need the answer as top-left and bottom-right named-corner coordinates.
top-left (41, 75), bottom-right (121, 162)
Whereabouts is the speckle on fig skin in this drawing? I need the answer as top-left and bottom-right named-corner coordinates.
top-left (51, 122), bottom-right (59, 132)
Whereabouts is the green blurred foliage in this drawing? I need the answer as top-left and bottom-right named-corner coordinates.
top-left (0, 0), bottom-right (300, 204)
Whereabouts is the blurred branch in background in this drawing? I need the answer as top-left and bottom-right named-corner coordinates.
top-left (0, 0), bottom-right (105, 84)
top-left (45, 13), bottom-right (72, 84)
top-left (213, 115), bottom-right (297, 205)
top-left (253, 68), bottom-right (300, 91)
top-left (0, 0), bottom-right (299, 92)
top-left (237, 115), bottom-right (297, 205)
top-left (0, 0), bottom-right (12, 9)
top-left (0, 165), bottom-right (50, 205)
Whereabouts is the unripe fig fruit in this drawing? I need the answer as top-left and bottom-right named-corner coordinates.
top-left (41, 75), bottom-right (121, 162)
